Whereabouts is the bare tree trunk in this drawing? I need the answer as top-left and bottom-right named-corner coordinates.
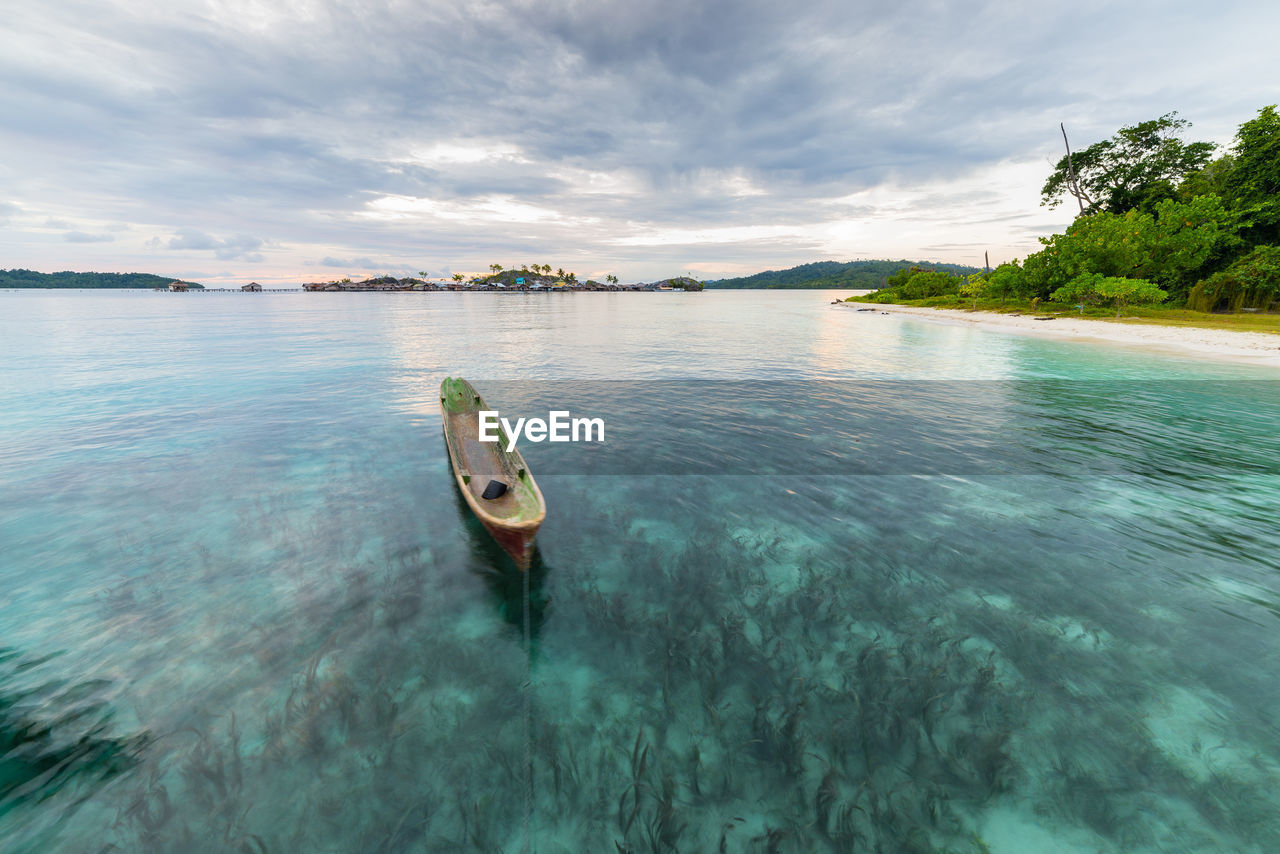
top-left (1060, 123), bottom-right (1090, 214)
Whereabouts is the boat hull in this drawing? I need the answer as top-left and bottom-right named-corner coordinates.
top-left (477, 508), bottom-right (538, 570)
top-left (440, 377), bottom-right (546, 571)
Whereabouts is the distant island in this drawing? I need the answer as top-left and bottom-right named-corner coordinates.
top-left (0, 269), bottom-right (205, 289)
top-left (705, 260), bottom-right (982, 289)
top-left (4, 260), bottom-right (1000, 293)
top-left (302, 268), bottom-right (704, 292)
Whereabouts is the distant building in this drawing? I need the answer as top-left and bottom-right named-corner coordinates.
top-left (168, 281), bottom-right (188, 292)
top-left (242, 282), bottom-right (262, 291)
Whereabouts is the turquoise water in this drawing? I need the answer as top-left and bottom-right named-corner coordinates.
top-left (2, 289), bottom-right (1280, 852)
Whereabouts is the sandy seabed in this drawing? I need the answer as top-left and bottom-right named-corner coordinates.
top-left (841, 302), bottom-right (1280, 368)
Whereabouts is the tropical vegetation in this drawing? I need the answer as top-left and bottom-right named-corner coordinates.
top-left (654, 276), bottom-right (704, 291)
top-left (851, 105), bottom-right (1280, 318)
top-left (707, 259), bottom-right (979, 289)
top-left (0, 269), bottom-right (204, 288)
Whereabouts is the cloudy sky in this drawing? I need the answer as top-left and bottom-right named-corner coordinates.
top-left (2, 0), bottom-right (1277, 286)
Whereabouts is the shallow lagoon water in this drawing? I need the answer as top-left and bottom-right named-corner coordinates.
top-left (2, 290), bottom-right (1280, 852)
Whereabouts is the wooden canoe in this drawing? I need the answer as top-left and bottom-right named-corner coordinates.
top-left (440, 377), bottom-right (546, 570)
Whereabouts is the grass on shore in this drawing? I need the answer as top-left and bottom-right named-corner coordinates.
top-left (844, 294), bottom-right (1280, 335)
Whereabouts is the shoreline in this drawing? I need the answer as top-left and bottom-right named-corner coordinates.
top-left (840, 302), bottom-right (1280, 368)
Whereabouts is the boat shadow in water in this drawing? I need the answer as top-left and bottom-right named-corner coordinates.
top-left (450, 483), bottom-right (550, 642)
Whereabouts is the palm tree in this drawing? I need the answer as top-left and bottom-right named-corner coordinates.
top-left (452, 273), bottom-right (464, 282)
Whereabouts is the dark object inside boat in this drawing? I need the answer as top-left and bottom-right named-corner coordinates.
top-left (481, 479), bottom-right (508, 500)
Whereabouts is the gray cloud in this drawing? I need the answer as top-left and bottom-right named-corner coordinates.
top-left (1, 1), bottom-right (1277, 280)
top-left (165, 229), bottom-right (264, 261)
top-left (313, 258), bottom-right (424, 279)
top-left (319, 257), bottom-right (380, 269)
top-left (165, 230), bottom-right (220, 251)
top-left (64, 231), bottom-right (115, 243)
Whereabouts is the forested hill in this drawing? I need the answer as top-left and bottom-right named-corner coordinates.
top-left (0, 269), bottom-right (204, 288)
top-left (706, 260), bottom-right (982, 289)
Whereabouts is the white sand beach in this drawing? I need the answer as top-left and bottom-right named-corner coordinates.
top-left (841, 302), bottom-right (1280, 368)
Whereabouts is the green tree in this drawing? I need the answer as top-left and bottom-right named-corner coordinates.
top-left (1052, 273), bottom-right (1166, 316)
top-left (1225, 105), bottom-right (1280, 243)
top-left (1050, 273), bottom-right (1105, 310)
top-left (452, 273), bottom-right (464, 282)
top-left (1017, 251), bottom-right (1062, 301)
top-left (883, 265), bottom-right (918, 290)
top-left (1029, 195), bottom-right (1238, 301)
top-left (1227, 105), bottom-right (1280, 201)
top-left (1187, 245), bottom-right (1280, 312)
top-left (1145, 196), bottom-right (1241, 293)
top-left (1095, 276), bottom-right (1167, 316)
top-left (984, 262), bottom-right (1024, 303)
top-left (605, 274), bottom-right (618, 284)
top-left (960, 274), bottom-right (983, 309)
top-left (1178, 154), bottom-right (1237, 201)
top-left (865, 265), bottom-right (967, 302)
top-left (956, 263), bottom-right (1025, 306)
top-left (900, 270), bottom-right (960, 299)
top-left (1042, 113), bottom-right (1215, 215)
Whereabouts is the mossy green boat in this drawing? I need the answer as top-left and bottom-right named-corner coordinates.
top-left (440, 377), bottom-right (546, 570)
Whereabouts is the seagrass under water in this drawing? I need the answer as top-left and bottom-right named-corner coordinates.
top-left (2, 291), bottom-right (1280, 852)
